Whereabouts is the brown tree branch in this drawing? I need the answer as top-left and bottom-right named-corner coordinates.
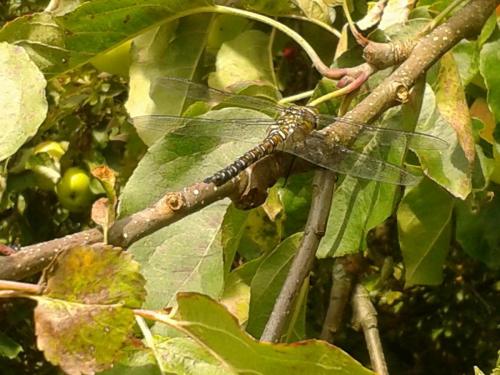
top-left (0, 154), bottom-right (295, 281)
top-left (319, 256), bottom-right (360, 342)
top-left (260, 170), bottom-right (336, 343)
top-left (0, 0), bottom-right (495, 281)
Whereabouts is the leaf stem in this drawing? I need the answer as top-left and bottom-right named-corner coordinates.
top-left (280, 15), bottom-right (342, 38)
top-left (278, 90), bottom-right (314, 104)
top-left (308, 85), bottom-right (354, 107)
top-left (206, 5), bottom-right (340, 78)
top-left (135, 315), bottom-right (167, 375)
top-left (422, 0), bottom-right (467, 34)
top-left (0, 280), bottom-right (41, 294)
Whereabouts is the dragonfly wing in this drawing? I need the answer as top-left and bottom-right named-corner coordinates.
top-left (283, 132), bottom-right (420, 185)
top-left (317, 114), bottom-right (448, 150)
top-left (132, 114), bottom-right (276, 144)
top-left (152, 77), bottom-right (283, 118)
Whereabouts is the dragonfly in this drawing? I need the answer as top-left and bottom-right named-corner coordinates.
top-left (132, 78), bottom-right (447, 186)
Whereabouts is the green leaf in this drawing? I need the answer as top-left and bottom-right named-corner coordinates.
top-left (0, 331), bottom-right (22, 359)
top-left (452, 40), bottom-right (479, 86)
top-left (237, 0), bottom-right (296, 16)
top-left (154, 336), bottom-right (233, 375)
top-left (278, 172), bottom-right (314, 237)
top-left (126, 14), bottom-right (213, 146)
top-left (119, 108), bottom-right (269, 216)
top-left (207, 14), bottom-right (252, 53)
top-left (246, 233), bottom-right (302, 338)
top-left (129, 202), bottom-right (226, 314)
top-left (479, 28), bottom-right (500, 123)
top-left (99, 345), bottom-right (160, 375)
top-left (455, 188), bottom-right (500, 269)
top-left (0, 43), bottom-right (47, 161)
top-left (0, 13), bottom-right (89, 76)
top-left (169, 293), bottom-right (375, 374)
top-left (34, 246), bottom-right (146, 374)
top-left (0, 1), bottom-right (213, 76)
top-left (222, 203), bottom-right (282, 274)
top-left (397, 178), bottom-right (453, 286)
top-left (293, 0), bottom-right (331, 23)
top-left (208, 29), bottom-right (277, 95)
top-left (415, 79), bottom-right (472, 199)
top-left (220, 271), bottom-right (251, 325)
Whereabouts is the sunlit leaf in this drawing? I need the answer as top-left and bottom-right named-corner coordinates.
top-left (220, 271), bottom-right (251, 325)
top-left (0, 43), bottom-right (47, 161)
top-left (397, 178), bottom-right (453, 286)
top-left (415, 81), bottom-right (472, 199)
top-left (159, 293), bottom-right (376, 374)
top-left (126, 14), bottom-right (213, 146)
top-left (208, 29), bottom-right (278, 97)
top-left (128, 202), bottom-right (226, 315)
top-left (154, 336), bottom-right (233, 375)
top-left (294, 0), bottom-right (331, 23)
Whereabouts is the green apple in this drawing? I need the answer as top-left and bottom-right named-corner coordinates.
top-left (56, 167), bottom-right (94, 212)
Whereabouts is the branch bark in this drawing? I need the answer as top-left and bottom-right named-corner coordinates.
top-left (351, 284), bottom-right (389, 375)
top-left (320, 256), bottom-right (358, 342)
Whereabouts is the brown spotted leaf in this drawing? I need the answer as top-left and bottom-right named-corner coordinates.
top-left (34, 246), bottom-right (146, 374)
top-left (35, 300), bottom-right (135, 375)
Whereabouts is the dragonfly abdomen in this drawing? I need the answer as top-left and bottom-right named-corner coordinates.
top-left (204, 125), bottom-right (294, 186)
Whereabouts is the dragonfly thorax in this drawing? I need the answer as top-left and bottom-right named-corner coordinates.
top-left (277, 105), bottom-right (318, 133)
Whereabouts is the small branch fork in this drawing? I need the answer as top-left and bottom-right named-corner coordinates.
top-left (0, 0), bottom-right (496, 285)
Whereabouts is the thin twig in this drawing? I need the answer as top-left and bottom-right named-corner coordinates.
top-left (0, 280), bottom-right (42, 295)
top-left (260, 170), bottom-right (336, 343)
top-left (320, 257), bottom-right (355, 342)
top-left (281, 15), bottom-right (342, 38)
top-left (135, 315), bottom-right (167, 375)
top-left (279, 90), bottom-right (315, 104)
top-left (351, 284), bottom-right (388, 375)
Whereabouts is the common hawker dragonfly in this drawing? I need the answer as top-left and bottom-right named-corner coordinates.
top-left (132, 78), bottom-right (447, 186)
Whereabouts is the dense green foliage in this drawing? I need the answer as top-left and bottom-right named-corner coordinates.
top-left (0, 1), bottom-right (499, 374)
